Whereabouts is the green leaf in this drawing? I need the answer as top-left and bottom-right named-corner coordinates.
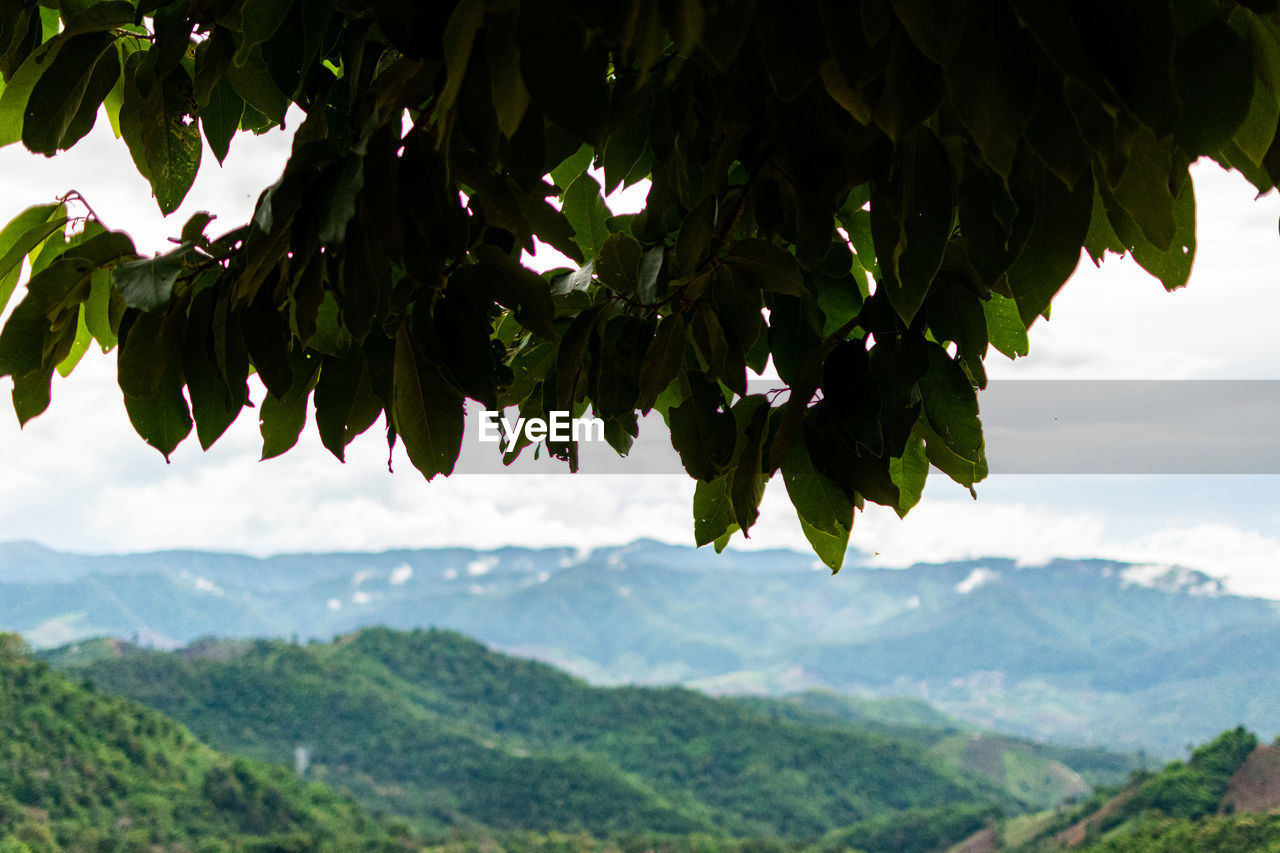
top-left (781, 437), bottom-right (853, 537)
top-left (755, 0), bottom-right (824, 100)
top-left (917, 342), bottom-right (984, 466)
top-left (669, 374), bottom-right (735, 481)
top-left (549, 143), bottom-right (593, 192)
top-left (201, 77), bottom-right (244, 165)
top-left (693, 475), bottom-right (735, 547)
top-left (871, 128), bottom-right (952, 325)
top-left (982, 292), bottom-right (1028, 359)
top-left (592, 315), bottom-right (652, 418)
top-left (0, 205), bottom-right (68, 315)
top-left (436, 0), bottom-right (485, 118)
top-left (487, 13), bottom-right (530, 138)
top-left (112, 245), bottom-right (193, 313)
top-left (313, 351), bottom-right (381, 461)
top-left (233, 0), bottom-right (294, 68)
top-left (393, 325), bottom-right (464, 480)
top-left (318, 156), bottom-right (365, 246)
top-left (1110, 177), bottom-right (1197, 292)
top-left (119, 311), bottom-right (191, 460)
top-left (11, 364), bottom-right (55, 426)
top-left (518, 0), bottom-right (608, 145)
top-left (0, 257), bottom-right (97, 379)
top-left (914, 418), bottom-right (984, 491)
top-left (119, 61), bottom-right (203, 215)
top-left (799, 514), bottom-right (850, 572)
top-left (0, 35), bottom-right (65, 147)
top-left (224, 45), bottom-right (287, 125)
top-left (1174, 20), bottom-right (1255, 157)
top-left (82, 268), bottom-right (119, 352)
top-left (728, 394), bottom-right (770, 533)
top-left (55, 308), bottom-right (93, 377)
top-left (122, 368), bottom-right (192, 461)
top-left (1006, 169), bottom-right (1093, 326)
top-left (722, 239), bottom-right (806, 296)
top-left (471, 245), bottom-right (557, 340)
top-left (22, 31), bottom-right (119, 155)
top-left (1228, 7), bottom-right (1280, 167)
top-left (563, 172), bottom-right (610, 259)
top-left (888, 430), bottom-right (929, 518)
top-left (594, 232), bottom-right (642, 292)
top-left (637, 312), bottom-right (686, 413)
top-left (260, 352), bottom-right (321, 459)
top-left (676, 196), bottom-right (716, 276)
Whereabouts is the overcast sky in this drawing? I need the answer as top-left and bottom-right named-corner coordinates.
top-left (1, 117), bottom-right (1279, 597)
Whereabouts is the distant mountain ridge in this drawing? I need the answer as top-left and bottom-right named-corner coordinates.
top-left (3, 538), bottom-right (1276, 753)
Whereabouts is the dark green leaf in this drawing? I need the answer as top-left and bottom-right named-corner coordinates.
top-left (722, 238), bottom-right (805, 296)
top-left (669, 374), bottom-right (735, 481)
top-left (393, 325), bottom-right (464, 480)
top-left (781, 436), bottom-right (853, 536)
top-left (112, 244), bottom-right (193, 313)
top-left (22, 31), bottom-right (118, 155)
top-left (472, 245), bottom-right (557, 340)
top-left (518, 0), bottom-right (608, 145)
top-left (594, 232), bottom-right (642, 292)
top-left (637, 312), bottom-right (687, 413)
top-left (917, 342), bottom-right (984, 467)
top-left (1175, 20), bottom-right (1255, 157)
top-left (119, 60), bottom-right (202, 215)
top-left (260, 352), bottom-right (321, 459)
top-left (201, 77), bottom-right (244, 165)
top-left (1006, 168), bottom-right (1093, 326)
top-left (563, 172), bottom-right (611, 259)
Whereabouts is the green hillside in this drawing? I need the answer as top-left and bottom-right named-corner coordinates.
top-left (950, 726), bottom-right (1280, 852)
top-left (60, 628), bottom-right (1017, 843)
top-left (736, 691), bottom-right (1136, 809)
top-left (0, 634), bottom-right (401, 852)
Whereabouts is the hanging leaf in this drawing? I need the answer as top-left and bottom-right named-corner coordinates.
top-left (393, 325), bottom-right (465, 480)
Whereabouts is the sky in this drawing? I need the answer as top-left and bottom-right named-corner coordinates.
top-left (1, 115), bottom-right (1279, 597)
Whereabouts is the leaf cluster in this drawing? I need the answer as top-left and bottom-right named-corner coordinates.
top-left (2, 0), bottom-right (1278, 565)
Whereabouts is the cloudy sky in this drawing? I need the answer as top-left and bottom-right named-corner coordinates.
top-left (1, 117), bottom-right (1279, 597)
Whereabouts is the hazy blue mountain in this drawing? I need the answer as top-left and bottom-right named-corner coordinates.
top-left (5, 539), bottom-right (1278, 753)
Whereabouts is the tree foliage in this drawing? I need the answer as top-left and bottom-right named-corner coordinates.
top-left (0, 0), bottom-right (1275, 565)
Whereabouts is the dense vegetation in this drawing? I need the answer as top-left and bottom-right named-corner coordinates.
top-left (62, 627), bottom-right (1016, 843)
top-left (0, 634), bottom-right (404, 852)
top-left (955, 726), bottom-right (1280, 851)
top-left (5, 0), bottom-right (1278, 563)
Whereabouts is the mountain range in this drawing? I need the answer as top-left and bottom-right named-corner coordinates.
top-left (3, 538), bottom-right (1276, 754)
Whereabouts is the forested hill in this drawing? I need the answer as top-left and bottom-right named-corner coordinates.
top-left (3, 539), bottom-right (1276, 753)
top-left (57, 627), bottom-right (1020, 842)
top-left (0, 636), bottom-right (401, 851)
top-left (950, 726), bottom-right (1280, 852)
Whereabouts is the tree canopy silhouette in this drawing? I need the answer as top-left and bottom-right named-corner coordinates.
top-left (0, 0), bottom-right (1273, 567)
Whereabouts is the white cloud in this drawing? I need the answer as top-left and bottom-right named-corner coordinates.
top-left (193, 576), bottom-right (223, 596)
top-left (956, 568), bottom-right (999, 594)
